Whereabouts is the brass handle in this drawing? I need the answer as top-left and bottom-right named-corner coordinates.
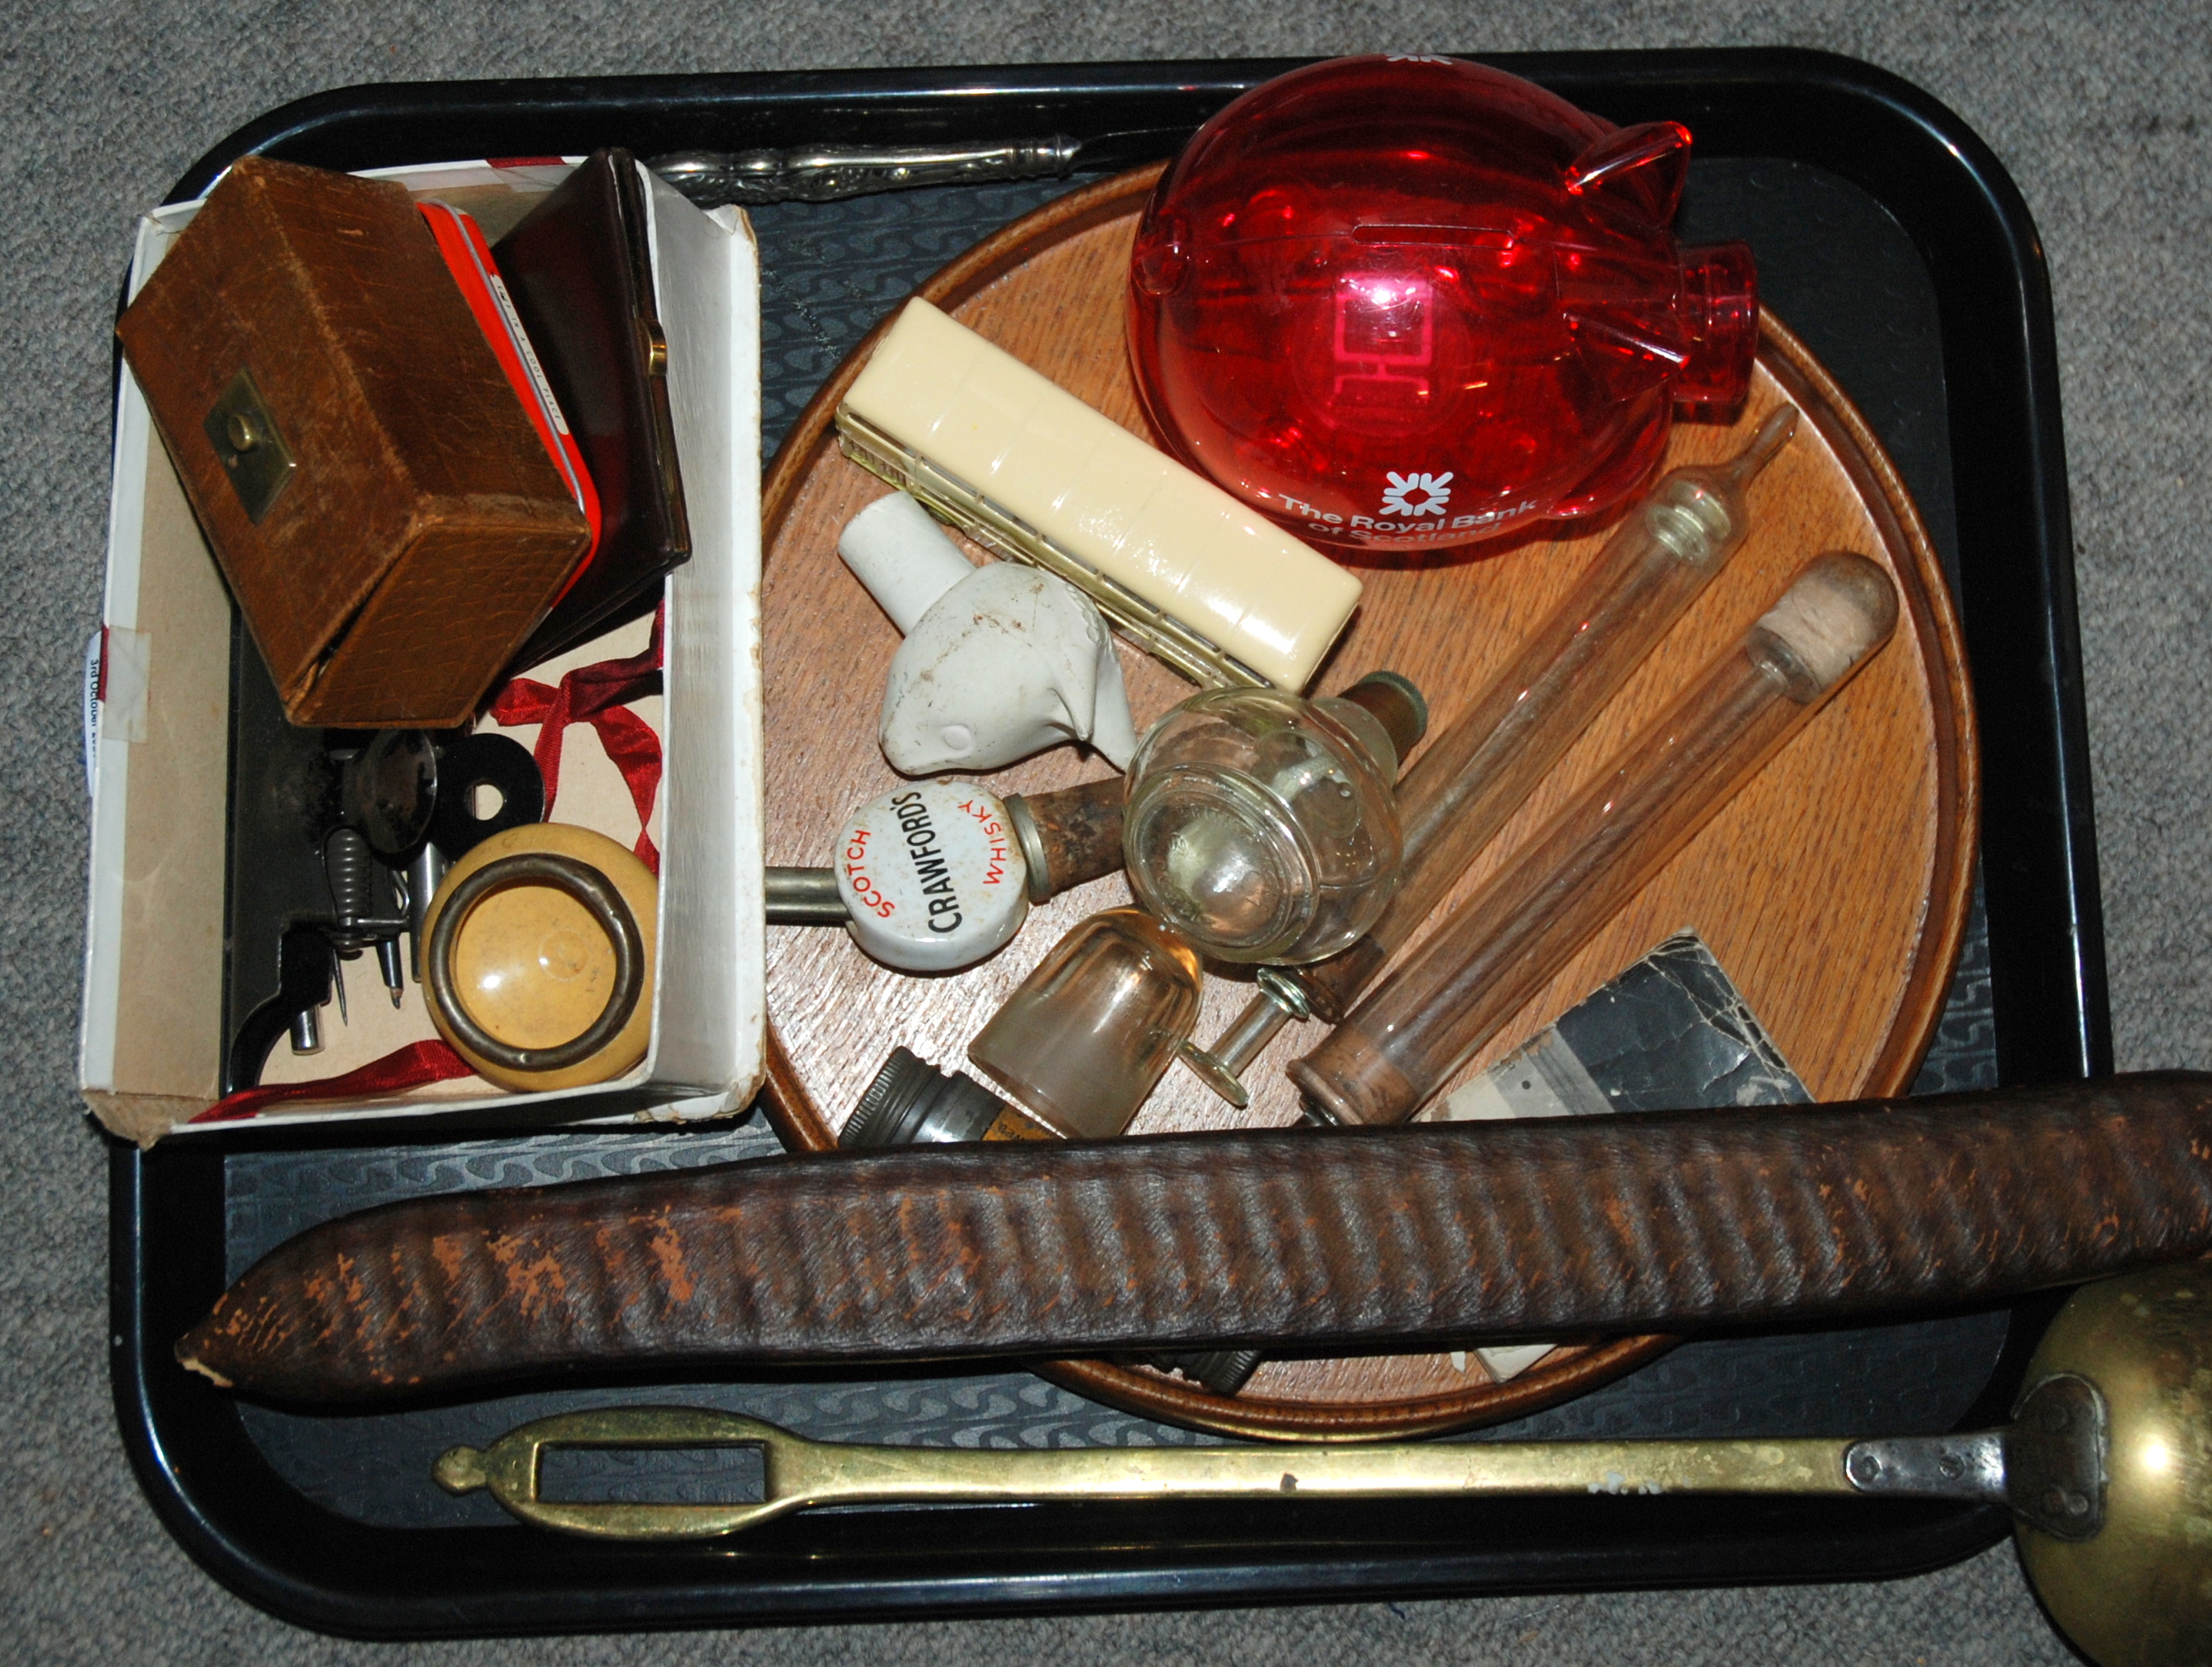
top-left (437, 1404), bottom-right (1857, 1541)
top-left (435, 1408), bottom-right (807, 1540)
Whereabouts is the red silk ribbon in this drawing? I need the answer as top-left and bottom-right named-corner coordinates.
top-left (488, 608), bottom-right (666, 875)
top-left (190, 1039), bottom-right (476, 1124)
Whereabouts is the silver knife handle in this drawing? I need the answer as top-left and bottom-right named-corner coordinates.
top-left (649, 138), bottom-right (1081, 207)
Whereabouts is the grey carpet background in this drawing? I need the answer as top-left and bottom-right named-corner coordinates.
top-left (3, 2), bottom-right (2206, 1661)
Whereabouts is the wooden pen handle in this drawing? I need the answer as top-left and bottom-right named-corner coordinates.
top-left (180, 1073), bottom-right (2212, 1403)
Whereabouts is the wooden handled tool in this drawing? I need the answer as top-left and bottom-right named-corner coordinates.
top-left (179, 1072), bottom-right (2212, 1403)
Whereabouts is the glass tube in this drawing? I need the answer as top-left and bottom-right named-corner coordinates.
top-left (1289, 552), bottom-right (1898, 1128)
top-left (1300, 402), bottom-right (1800, 1017)
top-left (1181, 407), bottom-right (1799, 1098)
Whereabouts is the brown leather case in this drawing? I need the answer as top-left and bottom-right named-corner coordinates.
top-left (493, 150), bottom-right (691, 673)
top-left (174, 1073), bottom-right (2212, 1401)
top-left (116, 155), bottom-right (591, 727)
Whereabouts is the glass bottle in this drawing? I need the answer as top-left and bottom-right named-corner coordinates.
top-left (966, 909), bottom-right (1206, 1140)
top-left (1121, 673), bottom-right (1425, 965)
top-left (839, 1047), bottom-right (1054, 1146)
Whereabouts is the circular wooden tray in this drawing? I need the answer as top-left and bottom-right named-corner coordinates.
top-left (757, 165), bottom-right (1979, 1441)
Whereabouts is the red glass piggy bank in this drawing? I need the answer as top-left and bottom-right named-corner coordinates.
top-left (1127, 56), bottom-right (1757, 555)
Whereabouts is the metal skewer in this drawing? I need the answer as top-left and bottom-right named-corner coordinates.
top-left (649, 140), bottom-right (1079, 206)
top-left (647, 130), bottom-right (1194, 210)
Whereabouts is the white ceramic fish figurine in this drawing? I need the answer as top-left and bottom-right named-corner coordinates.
top-left (838, 492), bottom-right (1139, 775)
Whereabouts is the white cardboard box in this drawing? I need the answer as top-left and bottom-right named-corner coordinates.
top-left (79, 158), bottom-right (765, 1144)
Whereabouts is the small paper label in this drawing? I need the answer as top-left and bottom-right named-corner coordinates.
top-left (97, 625), bottom-right (151, 748)
top-left (81, 629), bottom-right (102, 797)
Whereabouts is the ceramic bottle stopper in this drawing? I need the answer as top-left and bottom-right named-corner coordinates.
top-left (839, 491), bottom-right (1140, 773)
top-left (827, 775), bottom-right (1123, 973)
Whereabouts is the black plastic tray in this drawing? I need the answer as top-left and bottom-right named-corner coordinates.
top-left (111, 49), bottom-right (2106, 1639)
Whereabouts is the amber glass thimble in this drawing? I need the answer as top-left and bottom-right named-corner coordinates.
top-left (967, 908), bottom-right (1204, 1139)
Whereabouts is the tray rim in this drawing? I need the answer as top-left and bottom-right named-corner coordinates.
top-left (751, 170), bottom-right (1981, 1440)
top-left (108, 46), bottom-right (2098, 1638)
